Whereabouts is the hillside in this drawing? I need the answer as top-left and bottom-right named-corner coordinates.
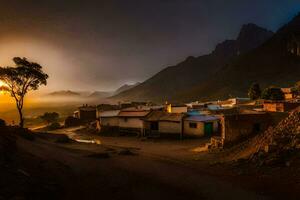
top-left (112, 23), bottom-right (273, 102)
top-left (113, 82), bottom-right (140, 95)
top-left (48, 90), bottom-right (81, 97)
top-left (88, 91), bottom-right (113, 99)
top-left (175, 13), bottom-right (300, 101)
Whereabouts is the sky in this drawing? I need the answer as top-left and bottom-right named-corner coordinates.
top-left (0, 0), bottom-right (300, 92)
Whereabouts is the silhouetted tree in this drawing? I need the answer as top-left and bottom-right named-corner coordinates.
top-left (248, 82), bottom-right (261, 100)
top-left (261, 87), bottom-right (284, 100)
top-left (292, 81), bottom-right (300, 96)
top-left (0, 119), bottom-right (6, 127)
top-left (40, 112), bottom-right (59, 125)
top-left (0, 57), bottom-right (48, 128)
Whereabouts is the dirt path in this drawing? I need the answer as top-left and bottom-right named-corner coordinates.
top-left (28, 129), bottom-right (268, 200)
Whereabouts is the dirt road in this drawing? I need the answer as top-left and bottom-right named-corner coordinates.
top-left (29, 128), bottom-right (267, 200)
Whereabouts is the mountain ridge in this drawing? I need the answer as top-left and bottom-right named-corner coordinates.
top-left (112, 23), bottom-right (274, 102)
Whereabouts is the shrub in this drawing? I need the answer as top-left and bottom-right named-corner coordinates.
top-left (262, 87), bottom-right (284, 101)
top-left (0, 119), bottom-right (6, 127)
top-left (65, 116), bottom-right (82, 127)
top-left (47, 122), bottom-right (61, 131)
top-left (40, 112), bottom-right (59, 125)
top-left (248, 83), bottom-right (261, 100)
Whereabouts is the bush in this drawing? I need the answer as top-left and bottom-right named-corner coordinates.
top-left (0, 119), bottom-right (6, 127)
top-left (47, 122), bottom-right (61, 131)
top-left (65, 116), bottom-right (82, 127)
top-left (248, 83), bottom-right (261, 100)
top-left (262, 87), bottom-right (285, 101)
top-left (40, 112), bottom-right (60, 125)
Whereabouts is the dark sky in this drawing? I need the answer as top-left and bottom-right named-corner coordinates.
top-left (0, 0), bottom-right (300, 92)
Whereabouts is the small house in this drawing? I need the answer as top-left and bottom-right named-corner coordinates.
top-left (143, 111), bottom-right (184, 138)
top-left (98, 110), bottom-right (120, 132)
top-left (216, 110), bottom-right (279, 147)
top-left (263, 101), bottom-right (300, 112)
top-left (74, 105), bottom-right (97, 122)
top-left (183, 115), bottom-right (220, 138)
top-left (118, 108), bottom-right (151, 135)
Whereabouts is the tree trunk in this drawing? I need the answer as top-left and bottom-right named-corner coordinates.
top-left (18, 107), bottom-right (24, 128)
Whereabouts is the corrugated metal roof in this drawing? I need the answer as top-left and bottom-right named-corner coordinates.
top-left (144, 111), bottom-right (184, 122)
top-left (185, 115), bottom-right (220, 122)
top-left (118, 110), bottom-right (150, 117)
top-left (99, 110), bottom-right (120, 117)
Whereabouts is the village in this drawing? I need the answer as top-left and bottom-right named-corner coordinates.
top-left (68, 86), bottom-right (300, 151)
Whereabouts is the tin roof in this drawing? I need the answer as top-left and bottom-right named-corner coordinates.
top-left (185, 115), bottom-right (220, 122)
top-left (99, 110), bottom-right (120, 117)
top-left (144, 111), bottom-right (184, 122)
top-left (118, 110), bottom-right (151, 117)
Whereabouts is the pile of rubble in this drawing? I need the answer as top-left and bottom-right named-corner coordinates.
top-left (250, 107), bottom-right (300, 166)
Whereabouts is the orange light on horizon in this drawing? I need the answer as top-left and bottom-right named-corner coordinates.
top-left (0, 81), bottom-right (9, 96)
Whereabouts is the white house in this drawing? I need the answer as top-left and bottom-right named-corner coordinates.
top-left (118, 108), bottom-right (151, 134)
top-left (183, 115), bottom-right (220, 137)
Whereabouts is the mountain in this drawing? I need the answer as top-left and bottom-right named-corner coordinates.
top-left (113, 82), bottom-right (140, 95)
top-left (174, 13), bottom-right (300, 101)
top-left (89, 91), bottom-right (113, 99)
top-left (48, 90), bottom-right (81, 97)
top-left (112, 23), bottom-right (274, 102)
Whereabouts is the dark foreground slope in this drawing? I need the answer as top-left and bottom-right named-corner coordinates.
top-left (112, 24), bottom-right (273, 102)
top-left (175, 13), bottom-right (300, 101)
top-left (0, 126), bottom-right (281, 200)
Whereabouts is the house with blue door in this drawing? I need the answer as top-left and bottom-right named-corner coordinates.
top-left (183, 115), bottom-right (220, 137)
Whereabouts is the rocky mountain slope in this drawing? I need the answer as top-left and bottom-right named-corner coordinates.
top-left (113, 82), bottom-right (140, 95)
top-left (175, 13), bottom-right (300, 101)
top-left (112, 23), bottom-right (274, 102)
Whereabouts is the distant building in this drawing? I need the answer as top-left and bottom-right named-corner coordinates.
top-left (281, 88), bottom-right (296, 100)
top-left (74, 105), bottom-right (97, 122)
top-left (263, 101), bottom-right (300, 112)
top-left (165, 103), bottom-right (188, 113)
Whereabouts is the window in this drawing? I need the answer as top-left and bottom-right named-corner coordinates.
top-left (189, 122), bottom-right (197, 128)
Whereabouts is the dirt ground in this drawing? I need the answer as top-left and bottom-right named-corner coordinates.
top-left (1, 128), bottom-right (300, 200)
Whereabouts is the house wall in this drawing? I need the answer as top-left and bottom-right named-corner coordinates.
top-left (264, 102), bottom-right (300, 112)
top-left (183, 121), bottom-right (219, 137)
top-left (79, 110), bottom-right (97, 122)
top-left (183, 121), bottom-right (204, 136)
top-left (119, 117), bottom-right (143, 129)
top-left (159, 121), bottom-right (182, 134)
top-left (263, 103), bottom-right (283, 112)
top-left (221, 113), bottom-right (273, 145)
top-left (171, 107), bottom-right (188, 114)
top-left (283, 102), bottom-right (300, 112)
top-left (100, 117), bottom-right (119, 127)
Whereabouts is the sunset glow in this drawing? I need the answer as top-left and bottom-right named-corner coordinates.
top-left (0, 81), bottom-right (6, 95)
